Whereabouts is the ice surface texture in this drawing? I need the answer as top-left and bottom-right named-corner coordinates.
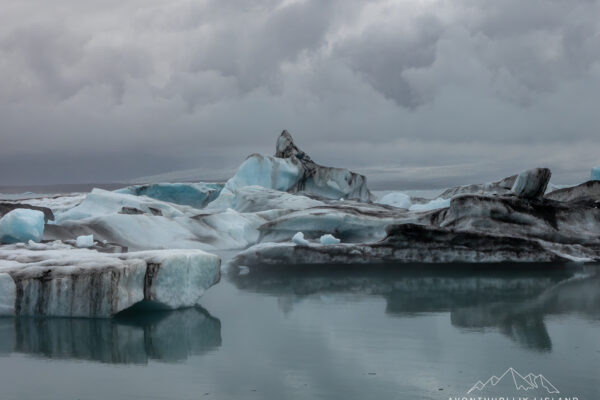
top-left (116, 182), bottom-right (223, 209)
top-left (511, 168), bottom-right (551, 199)
top-left (0, 242), bottom-right (220, 317)
top-left (0, 209), bottom-right (45, 244)
top-left (376, 192), bottom-right (412, 209)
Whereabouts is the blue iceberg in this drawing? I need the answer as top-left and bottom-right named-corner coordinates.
top-left (0, 209), bottom-right (45, 244)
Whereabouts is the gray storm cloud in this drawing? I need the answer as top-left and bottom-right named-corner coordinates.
top-left (0, 0), bottom-right (599, 186)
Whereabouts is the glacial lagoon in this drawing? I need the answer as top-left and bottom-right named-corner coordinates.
top-left (0, 264), bottom-right (598, 400)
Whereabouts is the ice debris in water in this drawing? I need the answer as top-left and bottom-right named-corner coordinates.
top-left (319, 234), bottom-right (341, 245)
top-left (0, 209), bottom-right (45, 244)
top-left (76, 234), bottom-right (94, 248)
top-left (376, 192), bottom-right (412, 209)
top-left (292, 232), bottom-right (310, 246)
top-left (592, 166), bottom-right (600, 181)
top-left (409, 198), bottom-right (450, 212)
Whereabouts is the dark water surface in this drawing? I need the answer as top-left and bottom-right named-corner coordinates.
top-left (0, 264), bottom-right (599, 400)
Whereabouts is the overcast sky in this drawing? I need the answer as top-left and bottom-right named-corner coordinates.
top-left (1, 0), bottom-right (599, 187)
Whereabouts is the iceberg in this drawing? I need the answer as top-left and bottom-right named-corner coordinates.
top-left (76, 234), bottom-right (94, 248)
top-left (0, 241), bottom-right (220, 317)
top-left (376, 192), bottom-right (412, 209)
top-left (275, 130), bottom-right (372, 202)
top-left (320, 234), bottom-right (341, 245)
top-left (234, 224), bottom-right (569, 267)
top-left (0, 209), bottom-right (45, 244)
top-left (592, 166), bottom-right (600, 181)
top-left (0, 203), bottom-right (54, 223)
top-left (115, 182), bottom-right (223, 209)
top-left (209, 131), bottom-right (372, 209)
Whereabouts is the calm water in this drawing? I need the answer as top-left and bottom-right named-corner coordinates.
top-left (0, 263), bottom-right (599, 400)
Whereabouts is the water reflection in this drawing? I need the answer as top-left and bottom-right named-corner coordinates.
top-left (0, 307), bottom-right (221, 364)
top-left (230, 264), bottom-right (600, 352)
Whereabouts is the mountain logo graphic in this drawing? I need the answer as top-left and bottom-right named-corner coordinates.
top-left (467, 367), bottom-right (559, 394)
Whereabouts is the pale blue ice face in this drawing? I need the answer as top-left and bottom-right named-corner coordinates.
top-left (0, 209), bottom-right (44, 244)
top-left (115, 183), bottom-right (224, 209)
top-left (592, 166), bottom-right (600, 181)
top-left (228, 155), bottom-right (302, 192)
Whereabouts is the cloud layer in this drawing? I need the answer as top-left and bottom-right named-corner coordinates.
top-left (1, 0), bottom-right (599, 186)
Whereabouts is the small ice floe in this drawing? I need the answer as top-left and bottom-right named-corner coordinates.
top-left (76, 234), bottom-right (94, 248)
top-left (319, 234), bottom-right (341, 245)
top-left (292, 232), bottom-right (310, 246)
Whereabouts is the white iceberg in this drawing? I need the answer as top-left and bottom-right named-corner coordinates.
top-left (376, 192), bottom-right (412, 209)
top-left (319, 234), bottom-right (341, 245)
top-left (0, 241), bottom-right (221, 317)
top-left (292, 232), bottom-right (310, 246)
top-left (76, 234), bottom-right (94, 248)
top-left (0, 209), bottom-right (45, 244)
top-left (592, 166), bottom-right (600, 181)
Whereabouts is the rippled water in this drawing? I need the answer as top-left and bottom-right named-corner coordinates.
top-left (0, 264), bottom-right (599, 400)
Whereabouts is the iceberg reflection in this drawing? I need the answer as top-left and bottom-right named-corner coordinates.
top-left (0, 307), bottom-right (221, 364)
top-left (231, 264), bottom-right (600, 351)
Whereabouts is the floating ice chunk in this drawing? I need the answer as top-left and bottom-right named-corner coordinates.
top-left (76, 234), bottom-right (94, 248)
top-left (211, 131), bottom-right (372, 208)
top-left (319, 234), bottom-right (341, 245)
top-left (376, 192), bottom-right (412, 209)
top-left (0, 209), bottom-right (45, 244)
top-left (115, 183), bottom-right (223, 209)
top-left (275, 130), bottom-right (372, 201)
top-left (409, 198), bottom-right (450, 212)
top-left (0, 245), bottom-right (221, 317)
top-left (592, 166), bottom-right (600, 181)
top-left (292, 232), bottom-right (310, 246)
